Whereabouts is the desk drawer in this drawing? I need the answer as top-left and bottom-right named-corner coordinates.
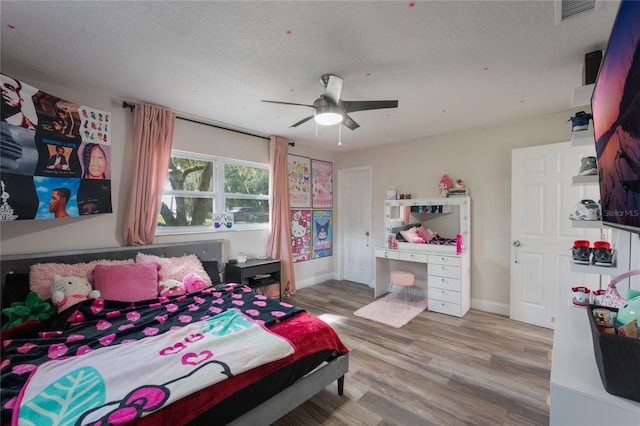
top-left (428, 275), bottom-right (461, 292)
top-left (428, 255), bottom-right (461, 267)
top-left (428, 288), bottom-right (461, 304)
top-left (399, 252), bottom-right (429, 263)
top-left (428, 300), bottom-right (463, 317)
top-left (375, 249), bottom-right (400, 260)
top-left (428, 264), bottom-right (461, 279)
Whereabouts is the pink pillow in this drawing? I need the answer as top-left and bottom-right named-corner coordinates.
top-left (93, 262), bottom-right (160, 302)
top-left (416, 227), bottom-right (435, 242)
top-left (30, 259), bottom-right (134, 300)
top-left (135, 253), bottom-right (212, 287)
top-left (399, 227), bottom-right (419, 243)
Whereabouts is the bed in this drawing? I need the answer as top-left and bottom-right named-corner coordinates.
top-left (0, 241), bottom-right (349, 426)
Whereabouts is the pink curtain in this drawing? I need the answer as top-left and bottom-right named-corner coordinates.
top-left (265, 136), bottom-right (295, 297)
top-left (123, 104), bottom-right (176, 245)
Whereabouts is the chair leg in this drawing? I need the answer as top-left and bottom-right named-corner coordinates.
top-left (386, 284), bottom-right (394, 302)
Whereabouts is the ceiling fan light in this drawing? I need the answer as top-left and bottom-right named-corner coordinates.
top-left (314, 105), bottom-right (343, 126)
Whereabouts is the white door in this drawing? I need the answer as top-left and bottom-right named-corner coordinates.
top-left (340, 166), bottom-right (372, 285)
top-left (511, 142), bottom-right (601, 328)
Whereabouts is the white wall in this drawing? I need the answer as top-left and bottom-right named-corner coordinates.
top-left (334, 110), bottom-right (582, 313)
top-left (0, 74), bottom-right (337, 290)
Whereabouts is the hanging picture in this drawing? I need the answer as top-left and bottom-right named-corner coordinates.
top-left (311, 159), bottom-right (333, 208)
top-left (290, 209), bottom-right (311, 263)
top-left (0, 73), bottom-right (112, 221)
top-left (312, 210), bottom-right (333, 259)
top-left (288, 154), bottom-right (311, 208)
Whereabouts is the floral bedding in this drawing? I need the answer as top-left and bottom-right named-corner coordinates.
top-left (0, 283), bottom-right (304, 425)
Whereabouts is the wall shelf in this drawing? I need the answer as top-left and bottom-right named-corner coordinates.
top-left (570, 220), bottom-right (602, 229)
top-left (571, 83), bottom-right (595, 107)
top-left (571, 175), bottom-right (598, 185)
top-left (570, 129), bottom-right (595, 147)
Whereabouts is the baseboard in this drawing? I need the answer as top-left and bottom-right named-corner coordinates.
top-left (295, 273), bottom-right (335, 290)
top-left (471, 298), bottom-right (509, 316)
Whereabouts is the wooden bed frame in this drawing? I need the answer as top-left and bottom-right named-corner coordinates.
top-left (0, 241), bottom-right (348, 425)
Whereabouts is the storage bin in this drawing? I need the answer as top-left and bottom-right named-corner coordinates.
top-left (587, 304), bottom-right (640, 402)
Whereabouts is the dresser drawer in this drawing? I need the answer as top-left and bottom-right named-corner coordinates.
top-left (375, 249), bottom-right (400, 260)
top-left (428, 300), bottom-right (463, 317)
top-left (428, 264), bottom-right (461, 279)
top-left (428, 287), bottom-right (461, 304)
top-left (399, 252), bottom-right (429, 263)
top-left (428, 254), bottom-right (461, 267)
top-left (428, 275), bottom-right (462, 292)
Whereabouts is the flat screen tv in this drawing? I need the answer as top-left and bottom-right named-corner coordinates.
top-left (591, 0), bottom-right (640, 235)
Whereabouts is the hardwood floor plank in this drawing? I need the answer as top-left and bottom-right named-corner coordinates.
top-left (272, 280), bottom-right (552, 425)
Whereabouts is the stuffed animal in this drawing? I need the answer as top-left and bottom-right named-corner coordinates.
top-left (51, 274), bottom-right (101, 312)
top-left (439, 174), bottom-right (452, 197)
top-left (158, 279), bottom-right (186, 297)
top-left (183, 273), bottom-right (206, 293)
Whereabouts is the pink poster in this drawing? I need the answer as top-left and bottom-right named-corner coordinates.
top-left (312, 159), bottom-right (332, 208)
top-left (290, 209), bottom-right (311, 263)
top-left (288, 155), bottom-right (311, 208)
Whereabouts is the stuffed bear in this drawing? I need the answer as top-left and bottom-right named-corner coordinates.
top-left (183, 273), bottom-right (207, 294)
top-left (158, 279), bottom-right (186, 297)
top-left (51, 274), bottom-right (101, 312)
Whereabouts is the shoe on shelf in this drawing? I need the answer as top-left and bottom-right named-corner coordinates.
top-left (593, 241), bottom-right (613, 266)
top-left (577, 156), bottom-right (598, 176)
top-left (569, 199), bottom-right (601, 221)
top-left (572, 240), bottom-right (592, 265)
top-left (571, 286), bottom-right (591, 307)
top-left (567, 111), bottom-right (593, 132)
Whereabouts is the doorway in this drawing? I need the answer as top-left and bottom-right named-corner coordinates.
top-left (338, 166), bottom-right (373, 286)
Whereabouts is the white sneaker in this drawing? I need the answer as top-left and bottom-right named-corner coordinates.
top-left (569, 199), bottom-right (600, 221)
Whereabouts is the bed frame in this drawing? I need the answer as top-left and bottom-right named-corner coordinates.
top-left (0, 241), bottom-right (348, 425)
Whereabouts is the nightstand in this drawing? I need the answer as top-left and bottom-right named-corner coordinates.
top-left (225, 258), bottom-right (282, 300)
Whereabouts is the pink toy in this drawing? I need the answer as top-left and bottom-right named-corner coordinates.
top-left (51, 274), bottom-right (101, 312)
top-left (183, 273), bottom-right (206, 293)
top-left (439, 174), bottom-right (452, 197)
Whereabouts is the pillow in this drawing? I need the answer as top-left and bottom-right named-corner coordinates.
top-left (135, 253), bottom-right (212, 288)
top-left (416, 227), bottom-right (435, 242)
top-left (93, 262), bottom-right (160, 302)
top-left (29, 259), bottom-right (134, 300)
top-left (399, 227), bottom-right (419, 243)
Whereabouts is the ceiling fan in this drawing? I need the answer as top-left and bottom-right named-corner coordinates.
top-left (262, 74), bottom-right (398, 130)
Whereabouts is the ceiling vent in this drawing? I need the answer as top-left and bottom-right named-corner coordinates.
top-left (555, 0), bottom-right (598, 24)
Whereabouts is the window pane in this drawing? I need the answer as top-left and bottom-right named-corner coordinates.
top-left (167, 157), bottom-right (214, 192)
top-left (224, 163), bottom-right (268, 195)
top-left (158, 196), bottom-right (213, 227)
top-left (226, 203), bottom-right (269, 224)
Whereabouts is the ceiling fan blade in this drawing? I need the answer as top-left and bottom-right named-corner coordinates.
top-left (262, 100), bottom-right (314, 108)
top-left (324, 75), bottom-right (343, 104)
top-left (342, 114), bottom-right (360, 130)
top-left (290, 115), bottom-right (314, 128)
top-left (342, 100), bottom-right (398, 113)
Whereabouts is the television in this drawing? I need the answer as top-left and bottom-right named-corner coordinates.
top-left (591, 0), bottom-right (640, 235)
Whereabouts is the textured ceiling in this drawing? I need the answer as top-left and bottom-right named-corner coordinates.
top-left (0, 1), bottom-right (621, 152)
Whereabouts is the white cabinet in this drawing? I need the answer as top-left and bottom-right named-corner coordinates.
top-left (375, 197), bottom-right (471, 317)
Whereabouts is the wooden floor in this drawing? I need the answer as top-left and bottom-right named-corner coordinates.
top-left (272, 280), bottom-right (553, 426)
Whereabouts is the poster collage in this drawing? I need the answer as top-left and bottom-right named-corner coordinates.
top-left (289, 155), bottom-right (333, 262)
top-left (0, 73), bottom-right (112, 221)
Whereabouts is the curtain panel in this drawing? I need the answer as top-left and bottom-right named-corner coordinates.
top-left (123, 104), bottom-right (175, 245)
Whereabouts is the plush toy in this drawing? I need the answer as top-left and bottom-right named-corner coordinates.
top-left (183, 273), bottom-right (206, 293)
top-left (615, 295), bottom-right (640, 332)
top-left (439, 174), bottom-right (452, 197)
top-left (158, 279), bottom-right (186, 297)
top-left (51, 274), bottom-right (101, 312)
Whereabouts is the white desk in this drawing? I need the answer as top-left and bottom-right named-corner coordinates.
top-left (550, 304), bottom-right (640, 425)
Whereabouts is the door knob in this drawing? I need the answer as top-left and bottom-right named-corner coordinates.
top-left (512, 240), bottom-right (521, 247)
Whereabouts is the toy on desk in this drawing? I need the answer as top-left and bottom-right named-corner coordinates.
top-left (439, 174), bottom-right (452, 197)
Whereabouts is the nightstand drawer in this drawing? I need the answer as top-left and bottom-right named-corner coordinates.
top-left (428, 255), bottom-right (461, 267)
top-left (428, 275), bottom-right (461, 292)
top-left (428, 288), bottom-right (461, 304)
top-left (428, 264), bottom-right (461, 279)
top-left (375, 249), bottom-right (400, 260)
top-left (428, 300), bottom-right (462, 317)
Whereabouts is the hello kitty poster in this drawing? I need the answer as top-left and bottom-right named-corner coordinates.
top-left (290, 209), bottom-right (311, 262)
top-left (311, 159), bottom-right (332, 208)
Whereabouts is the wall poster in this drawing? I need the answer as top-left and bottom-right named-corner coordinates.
top-left (312, 210), bottom-right (333, 259)
top-left (288, 154), bottom-right (311, 208)
top-left (290, 209), bottom-right (311, 263)
top-left (311, 159), bottom-right (333, 208)
top-left (0, 73), bottom-right (112, 221)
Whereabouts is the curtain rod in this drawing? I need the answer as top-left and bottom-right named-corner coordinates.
top-left (122, 101), bottom-right (294, 146)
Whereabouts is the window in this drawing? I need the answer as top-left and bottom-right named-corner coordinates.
top-left (157, 151), bottom-right (269, 232)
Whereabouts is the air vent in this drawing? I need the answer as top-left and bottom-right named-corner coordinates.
top-left (555, 0), bottom-right (597, 24)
